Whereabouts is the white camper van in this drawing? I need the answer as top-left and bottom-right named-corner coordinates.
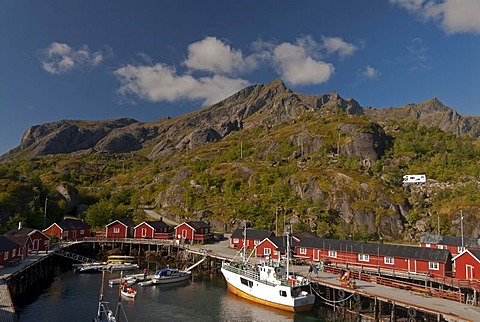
top-left (402, 174), bottom-right (426, 183)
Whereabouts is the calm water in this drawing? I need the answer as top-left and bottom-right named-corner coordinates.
top-left (17, 270), bottom-right (321, 322)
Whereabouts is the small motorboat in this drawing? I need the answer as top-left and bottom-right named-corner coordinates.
top-left (152, 268), bottom-right (191, 284)
top-left (121, 287), bottom-right (137, 298)
top-left (74, 263), bottom-right (104, 274)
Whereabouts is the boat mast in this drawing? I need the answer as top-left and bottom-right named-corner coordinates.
top-left (243, 222), bottom-right (247, 264)
top-left (286, 232), bottom-right (290, 278)
top-left (97, 269), bottom-right (105, 320)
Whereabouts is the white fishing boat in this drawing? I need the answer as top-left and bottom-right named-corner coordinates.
top-left (151, 268), bottom-right (191, 284)
top-left (221, 227), bottom-right (316, 312)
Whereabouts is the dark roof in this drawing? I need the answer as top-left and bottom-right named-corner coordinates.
top-left (4, 227), bottom-right (36, 246)
top-left (57, 218), bottom-right (90, 230)
top-left (265, 236), bottom-right (297, 252)
top-left (419, 234), bottom-right (480, 248)
top-left (185, 221), bottom-right (210, 230)
top-left (292, 231), bottom-right (318, 240)
top-left (296, 237), bottom-right (451, 263)
top-left (0, 236), bottom-right (20, 252)
top-left (231, 228), bottom-right (274, 240)
top-left (146, 220), bottom-right (170, 229)
top-left (469, 250), bottom-right (480, 261)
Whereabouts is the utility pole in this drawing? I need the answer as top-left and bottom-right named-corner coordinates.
top-left (43, 197), bottom-right (48, 229)
top-left (460, 210), bottom-right (464, 250)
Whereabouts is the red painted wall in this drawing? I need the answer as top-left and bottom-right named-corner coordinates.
top-left (454, 253), bottom-right (480, 280)
top-left (134, 223), bottom-right (154, 239)
top-left (106, 222), bottom-right (129, 238)
top-left (175, 223), bottom-right (194, 241)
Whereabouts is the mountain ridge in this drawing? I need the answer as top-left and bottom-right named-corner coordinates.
top-left (2, 79), bottom-right (479, 161)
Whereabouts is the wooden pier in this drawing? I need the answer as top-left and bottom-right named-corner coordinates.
top-left (0, 280), bottom-right (17, 322)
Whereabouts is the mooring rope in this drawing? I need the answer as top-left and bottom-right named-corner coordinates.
top-left (312, 286), bottom-right (355, 303)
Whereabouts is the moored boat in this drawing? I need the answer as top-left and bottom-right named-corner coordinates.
top-left (121, 287), bottom-right (137, 298)
top-left (221, 227), bottom-right (316, 312)
top-left (152, 268), bottom-right (191, 284)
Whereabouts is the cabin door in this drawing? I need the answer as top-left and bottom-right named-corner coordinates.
top-left (313, 249), bottom-right (321, 261)
top-left (408, 259), bottom-right (417, 273)
top-left (141, 228), bottom-right (147, 238)
top-left (32, 239), bottom-right (40, 251)
top-left (466, 265), bottom-right (474, 279)
top-left (72, 230), bottom-right (77, 239)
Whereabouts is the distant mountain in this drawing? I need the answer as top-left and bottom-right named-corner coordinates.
top-left (2, 79), bottom-right (479, 161)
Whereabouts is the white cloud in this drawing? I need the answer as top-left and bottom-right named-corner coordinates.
top-left (358, 65), bottom-right (380, 80)
top-left (272, 41), bottom-right (334, 86)
top-left (114, 63), bottom-right (249, 105)
top-left (39, 42), bottom-right (106, 74)
top-left (322, 36), bottom-right (358, 59)
top-left (390, 0), bottom-right (480, 34)
top-left (183, 36), bottom-right (257, 74)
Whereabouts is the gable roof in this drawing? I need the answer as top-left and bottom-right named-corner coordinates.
top-left (135, 220), bottom-right (171, 230)
top-left (231, 228), bottom-right (274, 240)
top-left (297, 237), bottom-right (451, 263)
top-left (262, 236), bottom-right (297, 252)
top-left (57, 218), bottom-right (90, 230)
top-left (175, 220), bottom-right (210, 230)
top-left (0, 236), bottom-right (20, 252)
top-left (419, 234), bottom-right (480, 248)
top-left (107, 218), bottom-right (134, 228)
top-left (452, 249), bottom-right (480, 264)
top-left (4, 227), bottom-right (35, 246)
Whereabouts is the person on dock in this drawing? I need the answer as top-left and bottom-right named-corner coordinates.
top-left (143, 267), bottom-right (148, 280)
top-left (312, 263), bottom-right (318, 277)
top-left (307, 263), bottom-right (313, 277)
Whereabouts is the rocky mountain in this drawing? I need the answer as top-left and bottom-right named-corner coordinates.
top-left (2, 79), bottom-right (368, 160)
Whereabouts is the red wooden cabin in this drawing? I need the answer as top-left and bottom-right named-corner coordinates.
top-left (0, 236), bottom-right (21, 267)
top-left (229, 228), bottom-right (275, 249)
top-left (43, 218), bottom-right (90, 241)
top-left (295, 237), bottom-right (453, 277)
top-left (453, 249), bottom-right (480, 280)
top-left (174, 221), bottom-right (213, 243)
top-left (255, 236), bottom-right (293, 260)
top-left (4, 226), bottom-right (50, 256)
top-left (105, 219), bottom-right (134, 238)
top-left (134, 219), bottom-right (172, 239)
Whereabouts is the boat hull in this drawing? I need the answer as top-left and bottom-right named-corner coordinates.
top-left (151, 273), bottom-right (190, 284)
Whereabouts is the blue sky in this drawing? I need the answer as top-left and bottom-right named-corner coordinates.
top-left (1, 0), bottom-right (480, 155)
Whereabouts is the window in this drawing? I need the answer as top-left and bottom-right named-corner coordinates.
top-left (358, 254), bottom-right (370, 262)
top-left (458, 246), bottom-right (465, 253)
top-left (254, 240), bottom-right (260, 246)
top-left (4, 251), bottom-right (8, 260)
top-left (233, 238), bottom-right (239, 244)
top-left (384, 257), bottom-right (395, 265)
top-left (437, 245), bottom-right (444, 249)
top-left (299, 248), bottom-right (307, 255)
top-left (425, 243), bottom-right (431, 248)
top-left (240, 277), bottom-right (253, 287)
top-left (80, 230), bottom-right (84, 235)
top-left (113, 228), bottom-right (120, 234)
top-left (328, 250), bottom-right (337, 258)
top-left (264, 248), bottom-right (271, 256)
top-left (428, 262), bottom-right (439, 270)
top-left (12, 249), bottom-right (16, 257)
top-left (279, 290), bottom-right (287, 297)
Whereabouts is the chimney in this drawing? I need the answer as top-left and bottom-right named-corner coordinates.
top-left (18, 222), bottom-right (22, 230)
top-left (160, 217), bottom-right (163, 222)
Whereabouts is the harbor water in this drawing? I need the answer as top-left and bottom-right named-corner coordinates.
top-left (16, 270), bottom-right (321, 322)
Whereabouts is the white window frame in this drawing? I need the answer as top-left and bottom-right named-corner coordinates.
top-left (113, 228), bottom-right (120, 234)
top-left (299, 247), bottom-right (307, 255)
top-left (458, 246), bottom-right (465, 253)
top-left (12, 249), bottom-right (16, 257)
top-left (428, 262), bottom-right (439, 270)
top-left (358, 254), bottom-right (370, 262)
top-left (425, 243), bottom-right (431, 248)
top-left (328, 250), bottom-right (337, 258)
top-left (384, 257), bottom-right (395, 265)
top-left (80, 229), bottom-right (84, 235)
top-left (233, 238), bottom-right (239, 244)
top-left (254, 240), bottom-right (260, 246)
top-left (437, 244), bottom-right (444, 249)
top-left (264, 248), bottom-right (271, 256)
top-left (4, 251), bottom-right (8, 260)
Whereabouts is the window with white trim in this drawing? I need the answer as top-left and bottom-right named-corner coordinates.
top-left (254, 240), bottom-right (260, 246)
top-left (384, 257), bottom-right (395, 265)
top-left (299, 247), bottom-right (307, 255)
top-left (233, 238), bottom-right (239, 244)
top-left (12, 249), bottom-right (16, 257)
top-left (358, 254), bottom-right (370, 262)
top-left (264, 248), bottom-right (271, 256)
top-left (113, 228), bottom-right (120, 233)
top-left (437, 244), bottom-right (444, 249)
top-left (4, 251), bottom-right (8, 260)
top-left (428, 262), bottom-right (439, 270)
top-left (80, 230), bottom-right (84, 235)
top-left (425, 243), bottom-right (431, 248)
top-left (457, 246), bottom-right (465, 253)
top-left (328, 250), bottom-right (337, 258)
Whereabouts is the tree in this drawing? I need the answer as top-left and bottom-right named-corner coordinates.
top-left (84, 199), bottom-right (115, 229)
